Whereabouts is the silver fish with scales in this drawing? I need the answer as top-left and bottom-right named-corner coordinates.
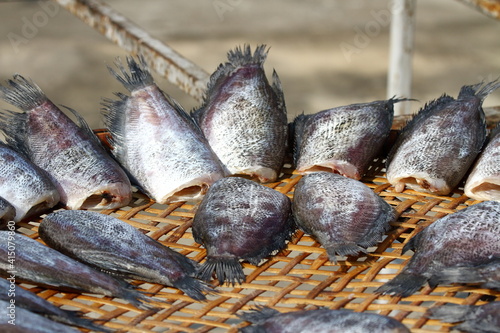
top-left (192, 45), bottom-right (288, 183)
top-left (386, 80), bottom-right (500, 195)
top-left (103, 56), bottom-right (226, 204)
top-left (0, 75), bottom-right (132, 210)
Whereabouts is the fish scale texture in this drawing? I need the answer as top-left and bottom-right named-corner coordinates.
top-left (192, 177), bottom-right (294, 285)
top-left (294, 99), bottom-right (398, 179)
top-left (0, 75), bottom-right (132, 210)
top-left (0, 143), bottom-right (59, 221)
top-left (387, 80), bottom-right (500, 195)
top-left (377, 201), bottom-right (500, 297)
top-left (292, 172), bottom-right (395, 262)
top-left (104, 57), bottom-right (226, 204)
top-left (465, 124), bottom-right (500, 200)
top-left (192, 45), bottom-right (288, 183)
top-left (40, 210), bottom-right (209, 301)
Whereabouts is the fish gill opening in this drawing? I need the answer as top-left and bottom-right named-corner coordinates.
top-left (472, 182), bottom-right (500, 197)
top-left (81, 192), bottom-right (115, 209)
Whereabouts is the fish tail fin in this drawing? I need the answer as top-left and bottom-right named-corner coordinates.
top-left (459, 79), bottom-right (500, 102)
top-left (428, 266), bottom-right (482, 287)
top-left (118, 287), bottom-right (158, 310)
top-left (173, 276), bottom-right (215, 301)
top-left (238, 306), bottom-right (280, 330)
top-left (107, 55), bottom-right (154, 92)
top-left (426, 304), bottom-right (471, 322)
top-left (227, 44), bottom-right (268, 67)
top-left (375, 272), bottom-right (427, 297)
top-left (0, 74), bottom-right (48, 110)
top-left (332, 243), bottom-right (367, 258)
top-left (197, 258), bottom-right (245, 286)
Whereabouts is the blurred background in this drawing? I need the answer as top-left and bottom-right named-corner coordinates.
top-left (0, 0), bottom-right (499, 128)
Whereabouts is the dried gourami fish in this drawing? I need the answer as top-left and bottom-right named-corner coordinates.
top-left (386, 80), bottom-right (500, 195)
top-left (292, 172), bottom-right (395, 262)
top-left (293, 98), bottom-right (402, 179)
top-left (39, 210), bottom-right (210, 301)
top-left (0, 197), bottom-right (15, 229)
top-left (192, 177), bottom-right (294, 285)
top-left (0, 278), bottom-right (111, 332)
top-left (0, 75), bottom-right (132, 210)
top-left (0, 231), bottom-right (154, 309)
top-left (0, 300), bottom-right (80, 333)
top-left (238, 307), bottom-right (410, 333)
top-left (376, 201), bottom-right (500, 297)
top-left (426, 302), bottom-right (500, 333)
top-left (464, 124), bottom-right (500, 201)
top-left (104, 56), bottom-right (226, 204)
top-left (192, 45), bottom-right (288, 183)
top-left (0, 143), bottom-right (59, 222)
top-left (428, 257), bottom-right (500, 291)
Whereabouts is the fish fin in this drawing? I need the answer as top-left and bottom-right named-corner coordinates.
top-left (330, 243), bottom-right (367, 258)
top-left (107, 55), bottom-right (154, 92)
top-left (0, 74), bottom-right (48, 110)
top-left (458, 78), bottom-right (500, 102)
top-left (196, 44), bottom-right (269, 113)
top-left (60, 105), bottom-right (103, 147)
top-left (386, 94), bottom-right (455, 167)
top-left (292, 113), bottom-right (309, 166)
top-left (426, 304), bottom-right (471, 322)
top-left (402, 230), bottom-right (422, 254)
top-left (172, 276), bottom-right (214, 301)
top-left (428, 263), bottom-right (492, 288)
top-left (227, 44), bottom-right (268, 68)
top-left (48, 312), bottom-right (115, 333)
top-left (197, 257), bottom-right (245, 286)
top-left (101, 94), bottom-right (129, 155)
top-left (271, 69), bottom-right (287, 116)
top-left (238, 306), bottom-right (280, 324)
top-left (375, 272), bottom-right (428, 297)
top-left (0, 109), bottom-right (30, 156)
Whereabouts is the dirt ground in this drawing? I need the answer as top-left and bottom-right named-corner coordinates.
top-left (0, 0), bottom-right (499, 128)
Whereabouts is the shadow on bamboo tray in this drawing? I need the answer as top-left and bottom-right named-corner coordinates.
top-left (10, 126), bottom-right (500, 333)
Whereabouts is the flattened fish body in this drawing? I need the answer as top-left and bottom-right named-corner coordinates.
top-left (0, 278), bottom-right (110, 332)
top-left (239, 307), bottom-right (410, 333)
top-left (464, 124), bottom-right (500, 201)
top-left (376, 201), bottom-right (500, 297)
top-left (0, 231), bottom-right (153, 309)
top-left (0, 75), bottom-right (132, 210)
top-left (294, 99), bottom-right (398, 179)
top-left (0, 197), bottom-right (15, 229)
top-left (104, 57), bottom-right (226, 204)
top-left (426, 302), bottom-right (500, 333)
top-left (192, 177), bottom-right (294, 285)
top-left (39, 210), bottom-right (209, 301)
top-left (192, 45), bottom-right (288, 182)
top-left (0, 143), bottom-right (59, 222)
top-left (0, 300), bottom-right (80, 333)
top-left (292, 172), bottom-right (395, 262)
top-left (386, 81), bottom-right (500, 195)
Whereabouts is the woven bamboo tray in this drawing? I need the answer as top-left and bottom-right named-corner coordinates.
top-left (13, 125), bottom-right (500, 333)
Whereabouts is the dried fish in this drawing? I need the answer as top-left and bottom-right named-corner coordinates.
top-left (386, 80), bottom-right (500, 195)
top-left (292, 172), bottom-right (395, 262)
top-left (464, 124), bottom-right (500, 201)
top-left (192, 45), bottom-right (288, 182)
top-left (293, 98), bottom-right (402, 179)
top-left (192, 177), bottom-right (294, 285)
top-left (239, 307), bottom-right (410, 333)
top-left (376, 201), bottom-right (500, 297)
top-left (426, 302), bottom-right (500, 333)
top-left (0, 75), bottom-right (132, 210)
top-left (40, 210), bottom-right (210, 301)
top-left (0, 143), bottom-right (59, 222)
top-left (104, 56), bottom-right (226, 203)
top-left (0, 231), bottom-right (154, 309)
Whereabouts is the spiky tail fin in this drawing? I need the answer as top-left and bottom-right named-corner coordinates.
top-left (197, 257), bottom-right (245, 286)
